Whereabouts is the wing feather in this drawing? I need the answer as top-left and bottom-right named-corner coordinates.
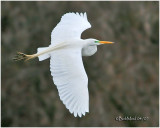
top-left (50, 48), bottom-right (89, 117)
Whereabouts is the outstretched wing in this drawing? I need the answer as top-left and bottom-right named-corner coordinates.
top-left (50, 48), bottom-right (89, 117)
top-left (51, 12), bottom-right (91, 45)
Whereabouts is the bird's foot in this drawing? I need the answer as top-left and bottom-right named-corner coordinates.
top-left (13, 52), bottom-right (36, 61)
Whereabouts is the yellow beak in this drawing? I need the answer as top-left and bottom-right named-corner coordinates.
top-left (99, 41), bottom-right (114, 44)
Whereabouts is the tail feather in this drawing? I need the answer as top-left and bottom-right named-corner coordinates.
top-left (37, 47), bottom-right (50, 61)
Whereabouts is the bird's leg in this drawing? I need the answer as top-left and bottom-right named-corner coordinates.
top-left (13, 42), bottom-right (67, 61)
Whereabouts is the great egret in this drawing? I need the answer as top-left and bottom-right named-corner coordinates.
top-left (14, 12), bottom-right (114, 117)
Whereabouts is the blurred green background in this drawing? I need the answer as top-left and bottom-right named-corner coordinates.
top-left (1, 1), bottom-right (159, 127)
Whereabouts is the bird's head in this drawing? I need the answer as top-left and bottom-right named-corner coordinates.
top-left (86, 38), bottom-right (114, 46)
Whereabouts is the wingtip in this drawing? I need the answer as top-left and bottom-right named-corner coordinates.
top-left (74, 112), bottom-right (77, 117)
top-left (73, 110), bottom-right (88, 117)
top-left (84, 12), bottom-right (87, 19)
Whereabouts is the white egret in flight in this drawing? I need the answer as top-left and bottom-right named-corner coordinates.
top-left (14, 12), bottom-right (114, 117)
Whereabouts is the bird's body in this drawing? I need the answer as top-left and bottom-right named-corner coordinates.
top-left (14, 12), bottom-right (114, 117)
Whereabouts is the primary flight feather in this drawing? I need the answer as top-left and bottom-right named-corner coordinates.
top-left (14, 12), bottom-right (114, 117)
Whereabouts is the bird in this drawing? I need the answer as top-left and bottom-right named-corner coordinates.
top-left (14, 12), bottom-right (114, 117)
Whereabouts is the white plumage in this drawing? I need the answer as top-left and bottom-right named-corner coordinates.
top-left (23, 12), bottom-right (113, 117)
top-left (38, 12), bottom-right (91, 117)
top-left (50, 13), bottom-right (91, 117)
